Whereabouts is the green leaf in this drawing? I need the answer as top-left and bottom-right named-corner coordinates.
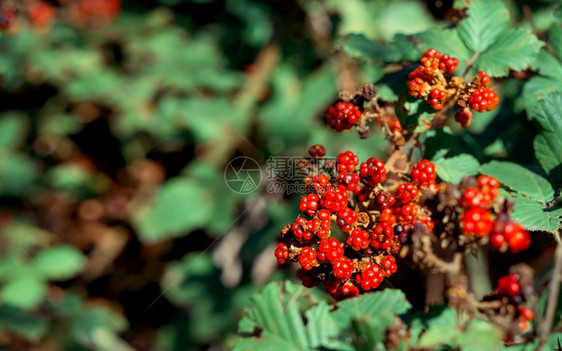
top-left (456, 321), bottom-right (503, 351)
top-left (418, 320), bottom-right (502, 351)
top-left (373, 1), bottom-right (436, 42)
top-left (531, 94), bottom-right (562, 180)
top-left (551, 24), bottom-right (562, 59)
top-left (531, 50), bottom-right (562, 79)
top-left (523, 75), bottom-right (562, 112)
top-left (508, 195), bottom-right (562, 233)
top-left (47, 164), bottom-right (111, 196)
top-left (376, 84), bottom-right (399, 102)
top-left (71, 306), bottom-right (129, 349)
top-left (396, 96), bottom-right (435, 133)
top-left (0, 113), bottom-right (28, 150)
top-left (523, 26), bottom-right (562, 111)
top-left (0, 277), bottom-right (47, 310)
top-left (336, 34), bottom-right (387, 61)
top-left (0, 152), bottom-right (38, 197)
top-left (304, 302), bottom-right (340, 349)
top-left (434, 154), bottom-right (480, 184)
top-left (33, 245), bottom-right (86, 280)
top-left (336, 33), bottom-right (416, 63)
top-left (332, 289), bottom-right (411, 327)
top-left (480, 161), bottom-right (554, 203)
top-left (418, 325), bottom-right (457, 347)
top-left (47, 293), bottom-right (83, 316)
top-left (0, 305), bottom-right (47, 340)
top-left (234, 282), bottom-right (352, 351)
top-left (475, 28), bottom-right (543, 77)
top-left (132, 178), bottom-right (214, 242)
top-left (458, 0), bottom-right (510, 53)
top-left (160, 252), bottom-right (216, 305)
top-left (234, 282), bottom-right (311, 350)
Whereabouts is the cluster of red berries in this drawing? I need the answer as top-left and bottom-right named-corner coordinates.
top-left (0, 9), bottom-right (16, 30)
top-left (494, 274), bottom-right (534, 332)
top-left (325, 102), bottom-right (362, 132)
top-left (410, 159), bottom-right (437, 189)
top-left (374, 115), bottom-right (403, 133)
top-left (468, 87), bottom-right (500, 112)
top-left (459, 175), bottom-right (530, 252)
top-left (0, 0), bottom-right (120, 31)
top-left (274, 146), bottom-right (443, 300)
top-left (403, 48), bottom-right (500, 129)
top-left (490, 218), bottom-right (531, 254)
top-left (454, 71), bottom-right (499, 127)
top-left (407, 48), bottom-right (458, 110)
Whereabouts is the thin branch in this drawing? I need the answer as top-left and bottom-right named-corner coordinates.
top-left (461, 51), bottom-right (480, 78)
top-left (538, 230), bottom-right (562, 350)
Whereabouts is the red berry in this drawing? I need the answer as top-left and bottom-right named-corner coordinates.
top-left (75, 0), bottom-right (122, 22)
top-left (419, 48), bottom-right (441, 75)
top-left (408, 75), bottom-right (429, 97)
top-left (333, 256), bottom-right (354, 279)
top-left (347, 228), bottom-right (370, 251)
top-left (395, 182), bottom-right (420, 204)
top-left (427, 88), bottom-right (447, 110)
top-left (337, 172), bottom-right (361, 192)
top-left (28, 1), bottom-right (56, 28)
top-left (290, 218), bottom-right (319, 241)
top-left (469, 87), bottom-right (499, 112)
top-left (299, 194), bottom-right (319, 217)
top-left (325, 102), bottom-right (362, 132)
top-left (422, 48), bottom-right (441, 59)
top-left (297, 268), bottom-right (320, 288)
top-left (478, 71), bottom-right (490, 86)
top-left (504, 222), bottom-right (531, 253)
top-left (461, 208), bottom-right (494, 237)
top-left (359, 157), bottom-right (387, 187)
top-left (319, 238), bottom-right (343, 263)
top-left (320, 185), bottom-right (349, 212)
top-left (411, 160), bottom-right (436, 188)
top-left (519, 306), bottom-right (534, 321)
top-left (460, 187), bottom-right (485, 208)
top-left (312, 174), bottom-right (330, 192)
top-left (496, 274), bottom-right (521, 298)
top-left (341, 283), bottom-right (359, 297)
top-left (291, 217), bottom-right (307, 241)
top-left (477, 175), bottom-right (500, 204)
top-left (380, 256), bottom-right (397, 277)
top-left (373, 191), bottom-right (396, 210)
top-left (316, 217), bottom-right (331, 239)
top-left (379, 209), bottom-right (397, 226)
top-left (418, 215), bottom-right (434, 232)
top-left (274, 243), bottom-right (290, 264)
top-left (358, 264), bottom-right (384, 290)
top-left (490, 232), bottom-right (506, 249)
top-left (337, 151), bottom-right (359, 173)
top-left (439, 54), bottom-right (459, 74)
top-left (323, 278), bottom-right (341, 299)
top-left (308, 144), bottom-right (326, 158)
top-left (337, 207), bottom-right (358, 232)
top-left (370, 222), bottom-right (394, 249)
top-left (0, 10), bottom-right (16, 30)
top-left (454, 108), bottom-right (472, 128)
top-left (393, 202), bottom-right (419, 225)
top-left (298, 247), bottom-right (319, 270)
